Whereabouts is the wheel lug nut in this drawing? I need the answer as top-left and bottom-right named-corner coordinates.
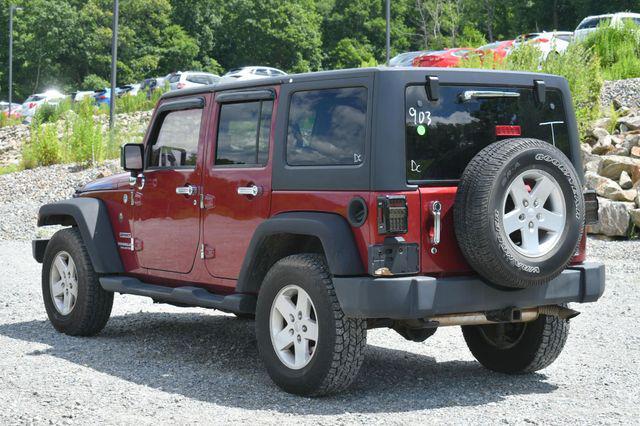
top-left (523, 200), bottom-right (529, 207)
top-left (302, 325), bottom-right (307, 332)
top-left (534, 200), bottom-right (539, 207)
top-left (536, 213), bottom-right (541, 220)
top-left (297, 335), bottom-right (301, 342)
top-left (290, 329), bottom-right (294, 335)
top-left (518, 213), bottom-right (525, 221)
top-left (298, 312), bottom-right (302, 320)
top-left (289, 314), bottom-right (294, 322)
top-left (529, 221), bottom-right (534, 228)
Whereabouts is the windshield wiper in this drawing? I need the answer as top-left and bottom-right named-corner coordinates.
top-left (460, 90), bottom-right (520, 102)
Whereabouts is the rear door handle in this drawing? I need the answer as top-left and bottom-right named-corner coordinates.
top-left (430, 201), bottom-right (442, 245)
top-left (237, 185), bottom-right (261, 196)
top-left (176, 185), bottom-right (198, 196)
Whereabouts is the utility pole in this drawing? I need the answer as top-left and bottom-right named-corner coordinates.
top-left (109, 0), bottom-right (119, 129)
top-left (8, 5), bottom-right (23, 119)
top-left (385, 0), bottom-right (391, 66)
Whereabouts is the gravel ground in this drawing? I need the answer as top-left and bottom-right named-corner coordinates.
top-left (600, 78), bottom-right (640, 109)
top-left (0, 238), bottom-right (638, 424)
top-left (0, 161), bottom-right (120, 241)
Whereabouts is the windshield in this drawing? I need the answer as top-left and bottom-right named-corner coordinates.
top-left (577, 17), bottom-right (609, 30)
top-left (405, 85), bottom-right (571, 182)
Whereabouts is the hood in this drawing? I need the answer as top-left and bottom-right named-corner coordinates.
top-left (76, 172), bottom-right (130, 194)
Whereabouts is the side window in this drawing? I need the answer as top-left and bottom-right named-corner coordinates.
top-left (215, 101), bottom-right (273, 166)
top-left (286, 87), bottom-right (367, 166)
top-left (148, 109), bottom-right (202, 168)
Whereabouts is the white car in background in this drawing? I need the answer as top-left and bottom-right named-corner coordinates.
top-left (221, 66), bottom-right (287, 82)
top-left (20, 89), bottom-right (66, 119)
top-left (515, 31), bottom-right (572, 60)
top-left (168, 72), bottom-right (220, 91)
top-left (574, 12), bottom-right (640, 41)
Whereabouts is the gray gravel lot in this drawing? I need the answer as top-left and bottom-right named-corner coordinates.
top-left (0, 238), bottom-right (638, 425)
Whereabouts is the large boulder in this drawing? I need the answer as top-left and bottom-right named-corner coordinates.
top-left (619, 170), bottom-right (633, 189)
top-left (587, 197), bottom-right (635, 237)
top-left (598, 155), bottom-right (640, 180)
top-left (584, 171), bottom-right (637, 202)
top-left (618, 115), bottom-right (640, 131)
top-left (630, 209), bottom-right (640, 228)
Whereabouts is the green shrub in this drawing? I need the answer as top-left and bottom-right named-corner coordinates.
top-left (0, 113), bottom-right (21, 128)
top-left (22, 123), bottom-right (61, 169)
top-left (583, 22), bottom-right (640, 80)
top-left (82, 74), bottom-right (110, 91)
top-left (459, 43), bottom-right (602, 139)
top-left (34, 99), bottom-right (72, 124)
top-left (66, 99), bottom-right (104, 164)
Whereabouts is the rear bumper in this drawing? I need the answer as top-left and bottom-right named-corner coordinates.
top-left (333, 262), bottom-right (605, 319)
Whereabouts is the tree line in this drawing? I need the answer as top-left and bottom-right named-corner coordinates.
top-left (0, 0), bottom-right (638, 100)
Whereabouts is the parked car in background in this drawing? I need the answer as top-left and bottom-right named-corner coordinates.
top-left (515, 31), bottom-right (571, 59)
top-left (221, 66), bottom-right (287, 81)
top-left (0, 101), bottom-right (22, 118)
top-left (388, 51), bottom-right (430, 67)
top-left (474, 40), bottom-right (515, 62)
top-left (93, 88), bottom-right (116, 106)
top-left (72, 91), bottom-right (96, 103)
top-left (412, 48), bottom-right (473, 68)
top-left (168, 72), bottom-right (220, 91)
top-left (118, 84), bottom-right (141, 97)
top-left (20, 89), bottom-right (66, 119)
top-left (574, 12), bottom-right (640, 41)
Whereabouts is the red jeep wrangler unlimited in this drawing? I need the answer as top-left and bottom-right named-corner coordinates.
top-left (33, 68), bottom-right (604, 396)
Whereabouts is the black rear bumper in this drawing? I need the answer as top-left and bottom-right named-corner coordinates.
top-left (332, 262), bottom-right (605, 319)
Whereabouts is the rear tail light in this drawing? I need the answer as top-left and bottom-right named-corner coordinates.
top-left (28, 102), bottom-right (36, 108)
top-left (496, 125), bottom-right (522, 137)
top-left (377, 195), bottom-right (408, 234)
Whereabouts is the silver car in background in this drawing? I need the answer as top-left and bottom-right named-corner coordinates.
top-left (168, 72), bottom-right (220, 91)
top-left (221, 66), bottom-right (286, 82)
top-left (574, 12), bottom-right (640, 41)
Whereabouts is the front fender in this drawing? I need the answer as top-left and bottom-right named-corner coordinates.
top-left (37, 198), bottom-right (124, 273)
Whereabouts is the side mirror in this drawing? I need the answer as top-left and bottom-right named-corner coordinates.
top-left (121, 143), bottom-right (144, 173)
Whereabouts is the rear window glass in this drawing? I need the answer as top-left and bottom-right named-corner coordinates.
top-left (577, 17), bottom-right (608, 29)
top-left (286, 87), bottom-right (367, 166)
top-left (168, 74), bottom-right (181, 83)
top-left (215, 101), bottom-right (273, 166)
top-left (405, 85), bottom-right (571, 182)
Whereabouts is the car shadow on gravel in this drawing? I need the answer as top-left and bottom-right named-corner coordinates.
top-left (0, 312), bottom-right (558, 414)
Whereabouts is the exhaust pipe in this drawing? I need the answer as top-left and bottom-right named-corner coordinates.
top-left (428, 305), bottom-right (579, 327)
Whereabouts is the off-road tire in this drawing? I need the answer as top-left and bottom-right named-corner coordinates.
top-left (454, 138), bottom-right (584, 289)
top-left (255, 254), bottom-right (367, 396)
top-left (462, 314), bottom-right (570, 373)
top-left (42, 228), bottom-right (113, 336)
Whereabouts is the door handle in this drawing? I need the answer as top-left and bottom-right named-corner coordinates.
top-left (176, 185), bottom-right (198, 196)
top-left (237, 185), bottom-right (261, 197)
top-left (430, 201), bottom-right (442, 246)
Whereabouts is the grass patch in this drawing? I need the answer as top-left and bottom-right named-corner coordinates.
top-left (583, 22), bottom-right (640, 80)
top-left (0, 164), bottom-right (20, 175)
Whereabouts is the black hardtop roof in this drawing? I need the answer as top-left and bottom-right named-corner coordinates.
top-left (160, 67), bottom-right (568, 100)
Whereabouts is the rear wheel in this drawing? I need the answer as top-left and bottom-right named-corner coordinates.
top-left (255, 254), bottom-right (366, 396)
top-left (42, 228), bottom-right (113, 336)
top-left (462, 313), bottom-right (569, 373)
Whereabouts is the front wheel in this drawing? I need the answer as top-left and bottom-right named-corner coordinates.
top-left (462, 313), bottom-right (569, 374)
top-left (255, 254), bottom-right (367, 396)
top-left (42, 228), bottom-right (113, 336)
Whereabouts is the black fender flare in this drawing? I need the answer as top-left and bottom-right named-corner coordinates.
top-left (37, 198), bottom-right (124, 273)
top-left (236, 212), bottom-right (364, 293)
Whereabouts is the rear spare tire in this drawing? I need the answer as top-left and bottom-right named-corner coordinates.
top-left (454, 138), bottom-right (584, 289)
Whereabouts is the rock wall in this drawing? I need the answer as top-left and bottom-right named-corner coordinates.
top-left (583, 105), bottom-right (640, 237)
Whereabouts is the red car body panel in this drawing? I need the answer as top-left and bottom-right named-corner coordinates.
top-left (413, 48), bottom-right (473, 68)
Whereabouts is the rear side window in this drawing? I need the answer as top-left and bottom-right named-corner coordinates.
top-left (405, 85), bottom-right (571, 182)
top-left (215, 101), bottom-right (273, 166)
top-left (168, 74), bottom-right (181, 83)
top-left (286, 87), bottom-right (367, 166)
top-left (148, 109), bottom-right (202, 168)
top-left (577, 17), bottom-right (608, 29)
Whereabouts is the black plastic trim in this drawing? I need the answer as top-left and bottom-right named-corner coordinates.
top-left (36, 198), bottom-right (124, 273)
top-left (236, 212), bottom-right (364, 293)
top-left (100, 276), bottom-right (256, 314)
top-left (156, 97), bottom-right (205, 114)
top-left (333, 262), bottom-right (605, 319)
top-left (215, 89), bottom-right (275, 103)
top-left (32, 239), bottom-right (49, 263)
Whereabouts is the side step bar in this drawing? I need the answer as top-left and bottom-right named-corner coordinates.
top-left (99, 276), bottom-right (256, 314)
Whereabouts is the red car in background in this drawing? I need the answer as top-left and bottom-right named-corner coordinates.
top-left (475, 40), bottom-right (515, 62)
top-left (412, 48), bottom-right (473, 68)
